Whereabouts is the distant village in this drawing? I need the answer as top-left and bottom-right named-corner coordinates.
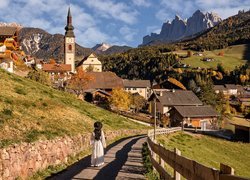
top-left (0, 8), bottom-right (250, 142)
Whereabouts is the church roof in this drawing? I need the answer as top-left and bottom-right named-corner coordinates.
top-left (77, 53), bottom-right (101, 66)
top-left (42, 64), bottom-right (71, 72)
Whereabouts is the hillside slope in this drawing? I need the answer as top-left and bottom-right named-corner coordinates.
top-left (0, 69), bottom-right (146, 147)
top-left (179, 44), bottom-right (248, 70)
top-left (179, 10), bottom-right (250, 51)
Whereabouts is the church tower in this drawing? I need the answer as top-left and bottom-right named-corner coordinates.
top-left (64, 7), bottom-right (75, 73)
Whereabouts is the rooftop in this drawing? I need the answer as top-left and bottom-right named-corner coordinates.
top-left (42, 64), bottom-right (71, 72)
top-left (85, 72), bottom-right (123, 89)
top-left (152, 90), bottom-right (202, 106)
top-left (173, 106), bottom-right (219, 118)
top-left (123, 79), bottom-right (151, 88)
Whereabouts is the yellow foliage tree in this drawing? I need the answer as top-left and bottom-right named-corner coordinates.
top-left (168, 77), bottom-right (186, 90)
top-left (66, 68), bottom-right (93, 96)
top-left (109, 88), bottom-right (131, 111)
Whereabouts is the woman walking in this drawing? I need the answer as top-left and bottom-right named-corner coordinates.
top-left (91, 121), bottom-right (106, 167)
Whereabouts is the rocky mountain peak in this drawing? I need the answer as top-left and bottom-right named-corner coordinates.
top-left (92, 43), bottom-right (113, 52)
top-left (0, 22), bottom-right (23, 28)
top-left (175, 15), bottom-right (182, 20)
top-left (142, 10), bottom-right (222, 46)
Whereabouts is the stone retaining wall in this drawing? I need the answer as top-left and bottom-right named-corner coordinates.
top-left (0, 129), bottom-right (145, 180)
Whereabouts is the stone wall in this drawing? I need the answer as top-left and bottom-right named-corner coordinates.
top-left (0, 129), bottom-right (145, 180)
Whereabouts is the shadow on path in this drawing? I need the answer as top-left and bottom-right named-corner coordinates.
top-left (93, 136), bottom-right (144, 180)
top-left (47, 135), bottom-right (145, 180)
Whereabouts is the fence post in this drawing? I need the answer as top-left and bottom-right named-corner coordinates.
top-left (220, 163), bottom-right (235, 175)
top-left (159, 144), bottom-right (165, 168)
top-left (174, 148), bottom-right (181, 180)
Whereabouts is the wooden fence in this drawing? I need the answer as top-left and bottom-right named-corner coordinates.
top-left (147, 128), bottom-right (249, 180)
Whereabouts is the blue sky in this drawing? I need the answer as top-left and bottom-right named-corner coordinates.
top-left (0, 0), bottom-right (249, 48)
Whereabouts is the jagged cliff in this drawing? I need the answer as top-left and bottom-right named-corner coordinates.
top-left (142, 10), bottom-right (222, 45)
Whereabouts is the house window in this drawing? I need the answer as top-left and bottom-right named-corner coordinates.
top-left (128, 88), bottom-right (131, 90)
top-left (68, 44), bottom-right (72, 51)
top-left (133, 88), bottom-right (136, 90)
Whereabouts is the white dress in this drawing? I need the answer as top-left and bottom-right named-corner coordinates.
top-left (91, 130), bottom-right (106, 166)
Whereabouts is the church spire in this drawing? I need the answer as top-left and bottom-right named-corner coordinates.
top-left (65, 7), bottom-right (75, 37)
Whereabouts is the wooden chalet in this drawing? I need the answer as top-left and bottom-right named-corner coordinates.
top-left (169, 106), bottom-right (219, 130)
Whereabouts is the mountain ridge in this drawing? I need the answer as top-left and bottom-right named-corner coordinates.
top-left (142, 10), bottom-right (222, 46)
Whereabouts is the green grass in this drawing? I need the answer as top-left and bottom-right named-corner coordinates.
top-left (157, 132), bottom-right (250, 178)
top-left (0, 69), bottom-right (149, 148)
top-left (174, 44), bottom-right (248, 70)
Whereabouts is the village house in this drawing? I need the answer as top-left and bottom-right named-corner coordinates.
top-left (148, 90), bottom-right (203, 121)
top-left (84, 89), bottom-right (111, 105)
top-left (42, 64), bottom-right (72, 87)
top-left (214, 85), bottom-right (228, 94)
top-left (77, 53), bottom-right (102, 72)
top-left (123, 79), bottom-right (151, 99)
top-left (84, 72), bottom-right (124, 93)
top-left (214, 84), bottom-right (244, 96)
top-left (0, 58), bottom-right (14, 73)
top-left (230, 116), bottom-right (250, 142)
top-left (169, 106), bottom-right (219, 130)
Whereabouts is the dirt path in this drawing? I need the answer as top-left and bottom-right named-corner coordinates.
top-left (47, 135), bottom-right (146, 180)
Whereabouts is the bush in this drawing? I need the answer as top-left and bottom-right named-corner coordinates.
top-left (2, 108), bottom-right (13, 116)
top-left (142, 142), bottom-right (159, 180)
top-left (26, 69), bottom-right (51, 86)
top-left (14, 87), bottom-right (27, 95)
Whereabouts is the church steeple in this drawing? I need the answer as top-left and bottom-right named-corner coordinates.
top-left (64, 6), bottom-right (75, 73)
top-left (65, 7), bottom-right (75, 37)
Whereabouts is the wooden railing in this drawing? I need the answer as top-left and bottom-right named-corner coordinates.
top-left (147, 128), bottom-right (249, 180)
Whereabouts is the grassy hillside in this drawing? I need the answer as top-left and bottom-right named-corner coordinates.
top-left (0, 69), bottom-right (147, 148)
top-left (175, 44), bottom-right (248, 70)
top-left (157, 132), bottom-right (250, 178)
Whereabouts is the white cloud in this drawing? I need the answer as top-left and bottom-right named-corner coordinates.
top-left (0, 0), bottom-right (10, 9)
top-left (0, 0), bottom-right (119, 47)
top-left (156, 0), bottom-right (250, 21)
top-left (83, 0), bottom-right (138, 24)
top-left (132, 0), bottom-right (151, 7)
top-left (119, 26), bottom-right (138, 42)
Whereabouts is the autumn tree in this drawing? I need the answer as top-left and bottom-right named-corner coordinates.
top-left (66, 68), bottom-right (93, 96)
top-left (109, 88), bottom-right (131, 111)
top-left (130, 94), bottom-right (147, 113)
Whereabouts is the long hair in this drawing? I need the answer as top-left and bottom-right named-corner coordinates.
top-left (94, 122), bottom-right (102, 140)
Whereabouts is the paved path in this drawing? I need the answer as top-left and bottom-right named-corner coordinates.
top-left (47, 135), bottom-right (146, 180)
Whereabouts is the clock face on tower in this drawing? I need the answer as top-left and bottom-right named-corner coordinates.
top-left (66, 38), bottom-right (74, 52)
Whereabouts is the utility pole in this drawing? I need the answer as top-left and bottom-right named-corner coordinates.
top-left (154, 97), bottom-right (156, 140)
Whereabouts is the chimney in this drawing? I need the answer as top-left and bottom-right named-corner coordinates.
top-left (159, 91), bottom-right (163, 96)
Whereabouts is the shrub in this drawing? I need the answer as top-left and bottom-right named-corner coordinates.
top-left (2, 108), bottom-right (13, 116)
top-left (14, 87), bottom-right (27, 95)
top-left (26, 69), bottom-right (51, 86)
